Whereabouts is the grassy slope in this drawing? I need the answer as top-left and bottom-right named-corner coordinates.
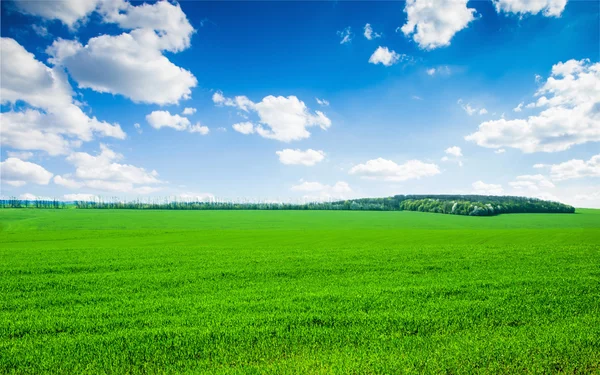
top-left (1, 209), bottom-right (599, 374)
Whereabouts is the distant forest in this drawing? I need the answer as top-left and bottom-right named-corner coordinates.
top-left (1, 195), bottom-right (575, 216)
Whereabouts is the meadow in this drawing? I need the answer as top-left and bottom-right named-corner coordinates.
top-left (1, 209), bottom-right (599, 374)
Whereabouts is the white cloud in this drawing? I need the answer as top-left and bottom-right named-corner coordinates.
top-left (145, 111), bottom-right (207, 134)
top-left (472, 180), bottom-right (504, 195)
top-left (214, 93), bottom-right (331, 142)
top-left (363, 23), bottom-right (381, 40)
top-left (182, 107), bottom-right (197, 115)
top-left (19, 193), bottom-right (39, 200)
top-left (513, 102), bottom-right (524, 112)
top-left (146, 111), bottom-right (190, 131)
top-left (54, 175), bottom-right (83, 189)
top-left (134, 123), bottom-right (142, 134)
top-left (495, 149), bottom-right (506, 154)
top-left (6, 151), bottom-right (33, 160)
top-left (1, 38), bottom-right (125, 155)
top-left (44, 1), bottom-right (197, 105)
top-left (276, 149), bottom-right (325, 166)
top-left (426, 66), bottom-right (451, 76)
top-left (232, 122), bottom-right (255, 135)
top-left (509, 174), bottom-right (555, 191)
top-left (401, 0), bottom-right (476, 50)
top-left (493, 0), bottom-right (567, 17)
top-left (349, 158), bottom-right (441, 182)
top-left (291, 180), bottom-right (352, 201)
top-left (178, 193), bottom-right (215, 202)
top-left (547, 154), bottom-right (600, 181)
top-left (63, 193), bottom-right (100, 201)
top-left (368, 46), bottom-right (403, 67)
top-left (458, 99), bottom-right (487, 116)
top-left (12, 0), bottom-right (101, 28)
top-left (445, 146), bottom-right (463, 157)
top-left (53, 144), bottom-right (162, 194)
top-left (337, 27), bottom-right (353, 44)
top-left (466, 59), bottom-right (600, 153)
top-left (316, 98), bottom-right (330, 106)
top-left (31, 24), bottom-right (49, 37)
top-left (1, 158), bottom-right (53, 186)
top-left (189, 123), bottom-right (209, 135)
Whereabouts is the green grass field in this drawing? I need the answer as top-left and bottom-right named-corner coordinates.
top-left (1, 209), bottom-right (599, 374)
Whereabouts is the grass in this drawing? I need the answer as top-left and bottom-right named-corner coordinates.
top-left (1, 209), bottom-right (599, 374)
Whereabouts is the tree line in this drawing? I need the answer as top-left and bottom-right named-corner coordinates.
top-left (1, 195), bottom-right (575, 216)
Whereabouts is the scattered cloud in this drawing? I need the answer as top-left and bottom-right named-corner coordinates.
top-left (401, 0), bottom-right (476, 50)
top-left (54, 144), bottom-right (162, 194)
top-left (465, 59), bottom-right (600, 153)
top-left (1, 38), bottom-right (125, 155)
top-left (6, 151), bottom-right (34, 160)
top-left (513, 102), bottom-right (524, 112)
top-left (63, 193), bottom-right (100, 201)
top-left (316, 98), bottom-right (330, 106)
top-left (214, 92), bottom-right (331, 142)
top-left (337, 27), bottom-right (353, 44)
top-left (1, 158), bottom-right (53, 186)
top-left (509, 174), bottom-right (555, 191)
top-left (44, 1), bottom-right (197, 105)
top-left (493, 0), bottom-right (568, 17)
top-left (495, 149), bottom-right (506, 154)
top-left (426, 65), bottom-right (451, 76)
top-left (363, 23), bottom-right (381, 40)
top-left (472, 180), bottom-right (504, 195)
top-left (276, 149), bottom-right (325, 166)
top-left (349, 158), bottom-right (440, 182)
top-left (458, 99), bottom-right (487, 116)
top-left (368, 46), bottom-right (405, 67)
top-left (546, 154), bottom-right (600, 181)
top-left (445, 146), bottom-right (463, 157)
top-left (145, 111), bottom-right (208, 134)
top-left (182, 107), bottom-right (197, 115)
top-left (291, 180), bottom-right (352, 201)
top-left (232, 122), bottom-right (255, 134)
top-left (134, 123), bottom-right (142, 134)
top-left (12, 0), bottom-right (102, 28)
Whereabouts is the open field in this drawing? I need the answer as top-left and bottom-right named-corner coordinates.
top-left (1, 209), bottom-right (599, 374)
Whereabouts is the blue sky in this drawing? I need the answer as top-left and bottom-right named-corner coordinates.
top-left (1, 0), bottom-right (599, 206)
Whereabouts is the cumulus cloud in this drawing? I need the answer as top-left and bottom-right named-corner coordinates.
top-left (182, 107), bottom-right (196, 115)
top-left (368, 46), bottom-right (404, 67)
top-left (337, 27), bottom-right (353, 44)
top-left (1, 158), bottom-right (53, 186)
top-left (12, 0), bottom-right (101, 28)
top-left (509, 174), bottom-right (555, 191)
top-left (232, 122), bottom-right (256, 135)
top-left (493, 0), bottom-right (568, 17)
top-left (472, 180), bottom-right (504, 195)
top-left (545, 154), bottom-right (600, 181)
top-left (214, 92), bottom-right (331, 142)
top-left (363, 23), bottom-right (381, 40)
top-left (349, 158), bottom-right (440, 182)
top-left (145, 111), bottom-right (208, 134)
top-left (466, 59), bottom-right (600, 153)
top-left (1, 38), bottom-right (125, 155)
top-left (401, 0), bottom-right (476, 50)
top-left (445, 146), bottom-right (463, 157)
top-left (44, 1), bottom-right (197, 105)
top-left (276, 149), bottom-right (325, 166)
top-left (54, 144), bottom-right (162, 194)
